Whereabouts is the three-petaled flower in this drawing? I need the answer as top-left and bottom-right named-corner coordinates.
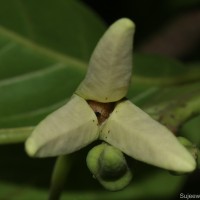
top-left (25, 18), bottom-right (196, 187)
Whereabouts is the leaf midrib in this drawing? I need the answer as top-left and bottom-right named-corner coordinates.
top-left (0, 25), bottom-right (88, 72)
top-left (0, 63), bottom-right (67, 87)
top-left (0, 99), bottom-right (67, 122)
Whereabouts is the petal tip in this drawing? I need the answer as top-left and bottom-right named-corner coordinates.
top-left (179, 155), bottom-right (196, 173)
top-left (25, 138), bottom-right (37, 157)
top-left (114, 18), bottom-right (135, 30)
top-left (166, 145), bottom-right (197, 173)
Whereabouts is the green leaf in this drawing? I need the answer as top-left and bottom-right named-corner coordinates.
top-left (138, 82), bottom-right (200, 133)
top-left (128, 54), bottom-right (200, 99)
top-left (181, 115), bottom-right (200, 146)
top-left (0, 0), bottom-right (106, 128)
top-left (0, 170), bottom-right (186, 200)
top-left (133, 53), bottom-right (200, 86)
top-left (0, 0), bottom-right (106, 63)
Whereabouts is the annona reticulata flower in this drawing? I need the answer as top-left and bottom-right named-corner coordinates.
top-left (25, 18), bottom-right (196, 187)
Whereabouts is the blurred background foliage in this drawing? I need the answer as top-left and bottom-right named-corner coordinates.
top-left (0, 0), bottom-right (199, 199)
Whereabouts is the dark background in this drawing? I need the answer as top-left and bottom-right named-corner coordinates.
top-left (81, 0), bottom-right (200, 61)
top-left (81, 0), bottom-right (173, 45)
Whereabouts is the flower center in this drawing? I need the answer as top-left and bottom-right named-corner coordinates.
top-left (87, 100), bottom-right (115, 125)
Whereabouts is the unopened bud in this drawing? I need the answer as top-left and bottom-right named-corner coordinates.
top-left (86, 143), bottom-right (132, 191)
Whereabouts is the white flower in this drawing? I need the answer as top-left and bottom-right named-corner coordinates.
top-left (25, 18), bottom-right (196, 173)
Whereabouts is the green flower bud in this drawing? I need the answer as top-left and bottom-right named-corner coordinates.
top-left (177, 137), bottom-right (198, 160)
top-left (86, 143), bottom-right (132, 191)
top-left (98, 144), bottom-right (127, 181)
top-left (177, 136), bottom-right (193, 147)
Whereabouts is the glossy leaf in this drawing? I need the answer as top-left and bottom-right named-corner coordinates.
top-left (133, 54), bottom-right (200, 86)
top-left (0, 0), bottom-right (106, 62)
top-left (181, 115), bottom-right (200, 146)
top-left (0, 0), bottom-right (106, 128)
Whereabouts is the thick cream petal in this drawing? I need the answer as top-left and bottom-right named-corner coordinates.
top-left (25, 94), bottom-right (99, 157)
top-left (100, 100), bottom-right (196, 172)
top-left (76, 18), bottom-right (135, 103)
